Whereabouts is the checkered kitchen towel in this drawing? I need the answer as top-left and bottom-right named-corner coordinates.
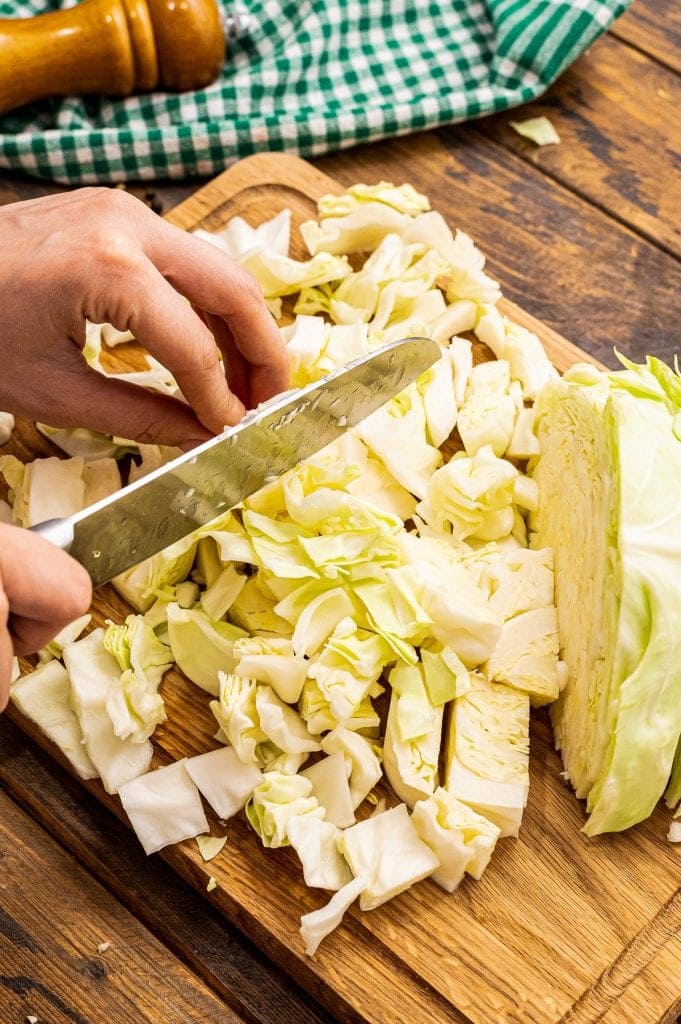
top-left (0, 0), bottom-right (630, 184)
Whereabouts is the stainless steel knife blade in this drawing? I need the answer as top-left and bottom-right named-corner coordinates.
top-left (32, 336), bottom-right (440, 586)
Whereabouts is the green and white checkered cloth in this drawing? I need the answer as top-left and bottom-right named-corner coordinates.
top-left (0, 0), bottom-right (630, 184)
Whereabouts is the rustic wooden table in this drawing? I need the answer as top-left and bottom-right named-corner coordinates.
top-left (0, 2), bottom-right (679, 1022)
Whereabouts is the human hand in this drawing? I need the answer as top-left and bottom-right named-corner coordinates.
top-left (0, 188), bottom-right (290, 447)
top-left (0, 522), bottom-right (92, 709)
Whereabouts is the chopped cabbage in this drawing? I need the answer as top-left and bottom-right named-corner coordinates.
top-left (167, 604), bottom-right (246, 696)
top-left (10, 660), bottom-right (98, 780)
top-left (287, 817), bottom-right (352, 890)
top-left (0, 411), bottom-right (15, 444)
top-left (411, 787), bottom-right (500, 891)
top-left (118, 760), bottom-right (208, 855)
top-left (185, 746), bottom-right (263, 820)
top-left (246, 771), bottom-right (324, 848)
top-left (301, 752), bottom-right (355, 828)
top-left (444, 673), bottom-right (529, 837)
top-left (104, 614), bottom-right (172, 742)
top-left (63, 630), bottom-right (152, 794)
top-left (510, 116), bottom-right (560, 146)
top-left (300, 875), bottom-right (368, 956)
top-left (320, 727), bottom-right (382, 810)
top-left (338, 804), bottom-right (438, 910)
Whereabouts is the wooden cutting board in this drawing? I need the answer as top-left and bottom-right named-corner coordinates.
top-left (7, 153), bottom-right (681, 1024)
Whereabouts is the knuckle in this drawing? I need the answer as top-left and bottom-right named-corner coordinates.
top-left (88, 227), bottom-right (142, 273)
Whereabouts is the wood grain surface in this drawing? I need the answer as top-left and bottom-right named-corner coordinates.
top-left (5, 151), bottom-right (681, 1024)
top-left (611, 0), bottom-right (681, 75)
top-left (0, 788), bottom-right (247, 1024)
top-left (477, 33), bottom-right (681, 257)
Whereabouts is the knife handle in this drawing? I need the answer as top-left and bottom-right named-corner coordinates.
top-left (31, 518), bottom-right (75, 553)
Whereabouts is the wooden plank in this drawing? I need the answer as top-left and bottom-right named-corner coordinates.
top-left (0, 787), bottom-right (246, 1024)
top-left (0, 717), bottom-right (338, 1024)
top-left (610, 0), bottom-right (681, 75)
top-left (315, 132), bottom-right (681, 368)
top-left (475, 33), bottom-right (681, 258)
top-left (5, 151), bottom-right (681, 1024)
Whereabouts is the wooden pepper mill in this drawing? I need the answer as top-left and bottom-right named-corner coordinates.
top-left (0, 0), bottom-right (232, 115)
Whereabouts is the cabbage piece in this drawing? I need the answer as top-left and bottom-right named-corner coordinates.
top-left (10, 657), bottom-right (19, 683)
top-left (233, 636), bottom-right (307, 703)
top-left (485, 607), bottom-right (560, 706)
top-left (411, 787), bottom-right (500, 891)
top-left (301, 752), bottom-right (355, 828)
top-left (37, 424), bottom-right (134, 461)
top-left (200, 564), bottom-right (247, 621)
top-left (482, 548), bottom-right (554, 620)
top-left (475, 309), bottom-right (557, 401)
top-left (356, 383), bottom-right (443, 499)
top-left (240, 248), bottom-right (350, 300)
top-left (444, 673), bottom-right (529, 837)
top-left (0, 454), bottom-right (85, 526)
top-left (531, 364), bottom-right (681, 834)
top-left (457, 360), bottom-right (516, 457)
top-left (10, 660), bottom-right (98, 780)
top-left (510, 116), bottom-right (560, 146)
top-left (196, 835), bottom-right (227, 862)
top-left (185, 746), bottom-right (263, 820)
top-left (39, 613), bottom-right (92, 662)
top-left (506, 407), bottom-right (541, 460)
top-left (388, 547), bottom-right (501, 667)
top-left (302, 619), bottom-right (388, 732)
top-left (281, 316), bottom-right (330, 387)
top-left (167, 604), bottom-right (246, 696)
top-left (245, 772), bottom-right (324, 849)
top-left (127, 444), bottom-right (181, 485)
top-left (0, 499), bottom-right (11, 524)
top-left (416, 446), bottom-right (520, 543)
top-left (63, 630), bottom-right (152, 794)
top-left (254, 686), bottom-right (320, 754)
top-left (338, 804), bottom-right (439, 910)
top-left (320, 727), bottom-right (382, 809)
top-left (416, 353), bottom-right (457, 449)
top-left (429, 301), bottom-right (477, 345)
top-left (228, 577), bottom-right (291, 635)
top-left (113, 536), bottom-right (197, 613)
top-left (210, 674), bottom-right (267, 764)
top-left (300, 875), bottom-right (368, 956)
top-left (302, 185), bottom-right (425, 255)
top-left (383, 665), bottom-right (443, 808)
top-left (450, 337), bottom-right (473, 408)
top-left (287, 817), bottom-right (352, 890)
top-left (290, 587), bottom-right (356, 657)
top-left (319, 182), bottom-right (430, 218)
top-left (421, 646), bottom-right (470, 705)
top-left (104, 615), bottom-right (172, 742)
top-left (194, 209), bottom-right (290, 260)
top-left (311, 434), bottom-right (416, 521)
top-left (0, 411), bottom-right (14, 444)
top-left (397, 217), bottom-right (501, 306)
top-left (118, 760), bottom-right (208, 855)
top-left (242, 510), bottom-right (318, 582)
top-left (310, 235), bottom-right (425, 325)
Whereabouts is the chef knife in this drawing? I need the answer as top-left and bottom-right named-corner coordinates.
top-left (32, 336), bottom-right (440, 587)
